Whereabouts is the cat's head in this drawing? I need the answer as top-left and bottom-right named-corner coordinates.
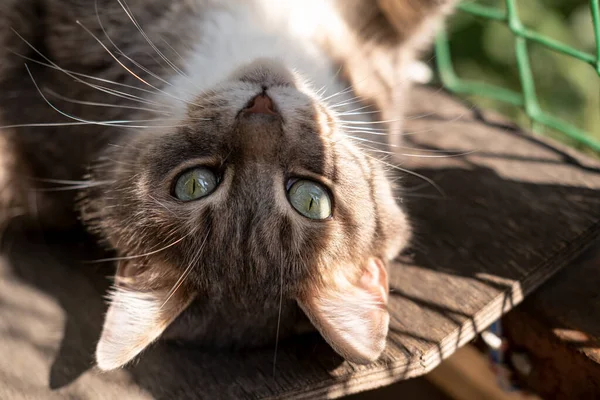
top-left (82, 58), bottom-right (410, 370)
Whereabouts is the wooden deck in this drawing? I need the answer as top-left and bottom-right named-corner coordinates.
top-left (1, 86), bottom-right (599, 399)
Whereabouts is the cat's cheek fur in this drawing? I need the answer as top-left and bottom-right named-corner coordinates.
top-left (297, 258), bottom-right (389, 364)
top-left (96, 286), bottom-right (196, 371)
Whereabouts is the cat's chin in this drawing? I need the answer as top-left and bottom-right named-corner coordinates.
top-left (159, 296), bottom-right (305, 349)
top-left (160, 308), bottom-right (317, 353)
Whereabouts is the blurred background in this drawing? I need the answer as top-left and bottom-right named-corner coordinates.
top-left (432, 0), bottom-right (599, 154)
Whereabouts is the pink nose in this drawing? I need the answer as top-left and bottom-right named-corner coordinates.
top-left (244, 94), bottom-right (277, 115)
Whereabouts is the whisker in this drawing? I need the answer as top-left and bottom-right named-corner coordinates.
top-left (33, 182), bottom-right (109, 192)
top-left (159, 37), bottom-right (189, 70)
top-left (339, 104), bottom-right (374, 113)
top-left (337, 109), bottom-right (382, 116)
top-left (339, 118), bottom-right (404, 126)
top-left (329, 97), bottom-right (364, 109)
top-left (9, 30), bottom-right (173, 108)
top-left (94, 0), bottom-right (178, 89)
top-left (320, 84), bottom-right (354, 102)
top-left (85, 231), bottom-right (192, 263)
top-left (345, 134), bottom-right (478, 156)
top-left (33, 178), bottom-right (114, 185)
top-left (160, 231), bottom-right (209, 309)
top-left (44, 88), bottom-right (171, 115)
top-left (76, 20), bottom-right (199, 108)
top-left (273, 247), bottom-right (284, 377)
top-left (25, 66), bottom-right (196, 130)
top-left (362, 152), bottom-right (446, 197)
top-left (396, 193), bottom-right (446, 200)
top-left (117, 0), bottom-right (189, 80)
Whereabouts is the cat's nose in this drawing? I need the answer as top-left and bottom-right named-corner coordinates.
top-left (244, 93), bottom-right (278, 116)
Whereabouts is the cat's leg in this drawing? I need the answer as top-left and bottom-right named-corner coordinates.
top-left (324, 0), bottom-right (457, 156)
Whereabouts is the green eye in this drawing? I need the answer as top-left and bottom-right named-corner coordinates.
top-left (288, 180), bottom-right (332, 220)
top-left (173, 168), bottom-right (218, 201)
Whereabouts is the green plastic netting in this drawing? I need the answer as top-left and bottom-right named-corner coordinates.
top-left (435, 0), bottom-right (600, 151)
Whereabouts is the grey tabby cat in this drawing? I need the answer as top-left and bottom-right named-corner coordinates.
top-left (0, 0), bottom-right (454, 370)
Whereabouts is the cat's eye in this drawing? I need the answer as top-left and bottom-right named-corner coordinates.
top-left (287, 180), bottom-right (332, 220)
top-left (173, 167), bottom-right (218, 201)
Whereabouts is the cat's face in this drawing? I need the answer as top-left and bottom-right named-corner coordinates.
top-left (84, 59), bottom-right (410, 370)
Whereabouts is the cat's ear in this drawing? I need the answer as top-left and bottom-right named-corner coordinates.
top-left (297, 258), bottom-right (390, 364)
top-left (95, 263), bottom-right (196, 370)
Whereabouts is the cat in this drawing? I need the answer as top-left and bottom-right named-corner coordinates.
top-left (0, 0), bottom-right (454, 370)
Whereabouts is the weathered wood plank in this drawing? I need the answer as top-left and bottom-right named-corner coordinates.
top-left (1, 86), bottom-right (599, 399)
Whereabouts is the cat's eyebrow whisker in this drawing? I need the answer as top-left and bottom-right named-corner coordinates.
top-left (337, 109), bottom-right (382, 116)
top-left (363, 146), bottom-right (477, 159)
top-left (33, 182), bottom-right (111, 191)
top-left (343, 127), bottom-right (436, 137)
top-left (321, 71), bottom-right (376, 103)
top-left (361, 151), bottom-right (446, 198)
top-left (404, 112), bottom-right (436, 120)
top-left (396, 193), bottom-right (446, 200)
top-left (329, 97), bottom-right (364, 109)
top-left (344, 134), bottom-right (478, 156)
top-left (85, 231), bottom-right (193, 263)
top-left (339, 118), bottom-right (403, 126)
top-left (44, 88), bottom-right (172, 115)
top-left (342, 127), bottom-right (389, 134)
top-left (337, 104), bottom-right (374, 114)
top-left (33, 178), bottom-right (114, 185)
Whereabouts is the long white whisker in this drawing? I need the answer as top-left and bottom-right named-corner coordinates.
top-left (27, 65), bottom-right (195, 129)
top-left (76, 20), bottom-right (199, 108)
top-left (159, 37), bottom-right (189, 70)
top-left (94, 0), bottom-right (177, 89)
top-left (117, 0), bottom-right (189, 80)
top-left (273, 247), bottom-right (284, 377)
top-left (44, 88), bottom-right (171, 115)
top-left (345, 134), bottom-right (478, 155)
top-left (33, 182), bottom-right (111, 191)
top-left (362, 152), bottom-right (446, 197)
top-left (329, 97), bottom-right (363, 109)
top-left (34, 178), bottom-right (114, 185)
top-left (9, 30), bottom-right (175, 109)
top-left (86, 232), bottom-right (192, 263)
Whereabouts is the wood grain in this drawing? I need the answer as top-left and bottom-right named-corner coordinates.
top-left (1, 86), bottom-right (599, 399)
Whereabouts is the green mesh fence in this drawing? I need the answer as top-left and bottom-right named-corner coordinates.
top-left (435, 0), bottom-right (600, 151)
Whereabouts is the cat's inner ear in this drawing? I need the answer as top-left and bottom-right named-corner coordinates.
top-left (297, 258), bottom-right (390, 364)
top-left (95, 261), bottom-right (196, 371)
